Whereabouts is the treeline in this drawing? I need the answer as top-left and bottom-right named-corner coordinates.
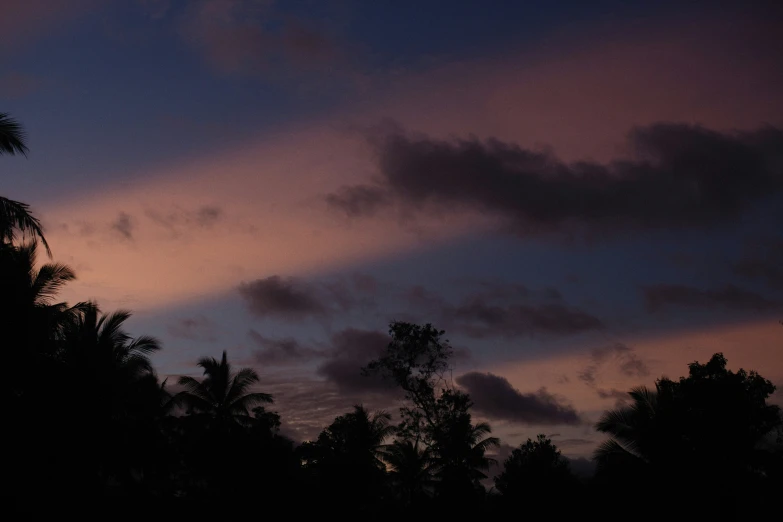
top-left (3, 114), bottom-right (783, 520)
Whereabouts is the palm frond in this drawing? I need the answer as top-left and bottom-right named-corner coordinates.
top-left (472, 435), bottom-right (500, 453)
top-left (0, 112), bottom-right (28, 156)
top-left (97, 310), bottom-right (133, 346)
top-left (0, 197), bottom-right (50, 255)
top-left (32, 262), bottom-right (76, 304)
top-left (593, 438), bottom-right (646, 469)
top-left (225, 367), bottom-right (261, 404)
top-left (126, 335), bottom-right (161, 355)
top-left (228, 391), bottom-right (273, 415)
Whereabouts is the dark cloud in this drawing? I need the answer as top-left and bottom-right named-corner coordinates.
top-left (556, 438), bottom-right (595, 447)
top-left (456, 372), bottom-right (582, 425)
top-left (643, 284), bottom-right (781, 312)
top-left (404, 283), bottom-right (603, 339)
top-left (732, 238), bottom-right (783, 290)
top-left (111, 212), bottom-right (134, 240)
top-left (450, 298), bottom-right (603, 339)
top-left (249, 330), bottom-right (325, 366)
top-left (577, 367), bottom-right (597, 386)
top-left (238, 273), bottom-right (378, 322)
top-left (316, 328), bottom-right (395, 395)
top-left (167, 315), bottom-right (217, 341)
top-left (326, 123), bottom-right (783, 237)
top-left (239, 276), bottom-right (327, 320)
top-left (325, 185), bottom-right (391, 218)
top-left (145, 204), bottom-right (223, 235)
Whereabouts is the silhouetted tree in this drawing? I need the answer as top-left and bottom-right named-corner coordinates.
top-left (382, 439), bottom-right (436, 506)
top-left (495, 435), bottom-right (578, 503)
top-left (594, 353), bottom-right (781, 520)
top-left (299, 405), bottom-right (395, 517)
top-left (0, 113), bottom-right (49, 252)
top-left (176, 350), bottom-right (272, 425)
top-left (365, 322), bottom-right (498, 512)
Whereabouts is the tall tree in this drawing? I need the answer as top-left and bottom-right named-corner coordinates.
top-left (364, 322), bottom-right (499, 505)
top-left (176, 350), bottom-right (272, 425)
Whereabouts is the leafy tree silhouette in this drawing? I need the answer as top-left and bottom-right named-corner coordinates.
top-left (364, 322), bottom-right (498, 513)
top-left (594, 353), bottom-right (781, 520)
top-left (492, 434), bottom-right (581, 515)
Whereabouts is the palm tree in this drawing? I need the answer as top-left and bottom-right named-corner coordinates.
top-left (59, 303), bottom-right (162, 414)
top-left (593, 385), bottom-right (664, 473)
top-left (176, 350), bottom-right (272, 425)
top-left (323, 405), bottom-right (395, 466)
top-left (435, 420), bottom-right (499, 481)
top-left (0, 241), bottom-right (81, 358)
top-left (1, 112), bottom-right (49, 253)
top-left (382, 439), bottom-right (436, 503)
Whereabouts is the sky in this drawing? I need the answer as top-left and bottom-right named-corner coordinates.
top-left (3, 0), bottom-right (783, 459)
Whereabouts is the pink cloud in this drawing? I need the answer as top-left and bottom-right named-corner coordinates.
top-left (40, 10), bottom-right (783, 314)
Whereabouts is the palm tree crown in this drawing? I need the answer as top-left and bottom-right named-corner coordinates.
top-left (177, 350), bottom-right (272, 423)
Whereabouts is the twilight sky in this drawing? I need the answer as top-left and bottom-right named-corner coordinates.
top-left (3, 0), bottom-right (783, 457)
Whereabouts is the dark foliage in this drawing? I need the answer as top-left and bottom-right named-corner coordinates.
top-left (3, 114), bottom-right (782, 520)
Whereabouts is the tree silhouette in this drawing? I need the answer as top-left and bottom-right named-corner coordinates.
top-left (382, 439), bottom-right (437, 506)
top-left (432, 400), bottom-right (499, 502)
top-left (594, 353), bottom-right (782, 520)
top-left (176, 350), bottom-right (272, 425)
top-left (299, 405), bottom-right (395, 516)
top-left (0, 113), bottom-right (49, 252)
top-left (495, 435), bottom-right (576, 499)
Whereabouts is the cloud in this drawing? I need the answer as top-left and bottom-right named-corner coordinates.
top-left (404, 283), bottom-right (603, 339)
top-left (596, 388), bottom-right (629, 401)
top-left (450, 299), bottom-right (603, 339)
top-left (180, 0), bottom-right (339, 76)
top-left (238, 273), bottom-right (376, 321)
top-left (316, 328), bottom-right (395, 394)
top-left (239, 276), bottom-right (328, 320)
top-left (326, 123), bottom-right (783, 238)
top-left (249, 329), bottom-right (325, 366)
top-left (732, 238), bottom-right (783, 291)
top-left (579, 343), bottom-right (649, 387)
top-left (167, 315), bottom-right (217, 341)
top-left (111, 212), bottom-right (134, 240)
top-left (643, 284), bottom-right (781, 312)
top-left (325, 185), bottom-right (391, 218)
top-left (456, 372), bottom-right (582, 425)
top-left (145, 204), bottom-right (223, 236)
